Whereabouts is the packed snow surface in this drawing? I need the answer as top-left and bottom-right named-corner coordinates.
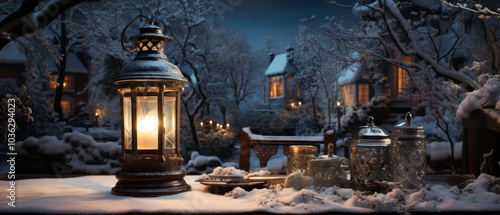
top-left (1, 174), bottom-right (499, 213)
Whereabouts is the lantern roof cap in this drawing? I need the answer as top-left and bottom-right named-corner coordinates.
top-left (115, 19), bottom-right (187, 83)
top-left (129, 20), bottom-right (172, 43)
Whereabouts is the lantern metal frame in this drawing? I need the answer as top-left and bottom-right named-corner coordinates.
top-left (111, 15), bottom-right (190, 197)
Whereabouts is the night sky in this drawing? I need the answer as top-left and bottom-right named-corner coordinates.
top-left (220, 0), bottom-right (359, 51)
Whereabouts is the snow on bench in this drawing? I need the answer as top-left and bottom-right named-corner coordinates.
top-left (239, 127), bottom-right (336, 171)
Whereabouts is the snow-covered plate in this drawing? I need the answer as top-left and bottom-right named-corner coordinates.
top-left (197, 179), bottom-right (268, 194)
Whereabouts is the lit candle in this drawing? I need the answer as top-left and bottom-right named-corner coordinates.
top-left (136, 115), bottom-right (158, 150)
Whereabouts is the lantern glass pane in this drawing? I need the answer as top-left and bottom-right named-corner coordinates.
top-left (137, 96), bottom-right (158, 150)
top-left (123, 97), bottom-right (132, 150)
top-left (163, 96), bottom-right (176, 153)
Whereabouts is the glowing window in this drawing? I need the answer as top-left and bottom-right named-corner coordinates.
top-left (50, 75), bottom-right (73, 89)
top-left (342, 84), bottom-right (355, 107)
top-left (397, 56), bottom-right (411, 95)
top-left (358, 84), bottom-right (370, 104)
top-left (269, 76), bottom-right (283, 98)
top-left (61, 100), bottom-right (71, 114)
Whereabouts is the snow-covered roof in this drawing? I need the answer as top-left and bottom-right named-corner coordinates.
top-left (0, 43), bottom-right (87, 73)
top-left (338, 62), bottom-right (360, 85)
top-left (337, 61), bottom-right (370, 86)
top-left (0, 43), bottom-right (28, 63)
top-left (265, 53), bottom-right (297, 76)
top-left (47, 53), bottom-right (88, 73)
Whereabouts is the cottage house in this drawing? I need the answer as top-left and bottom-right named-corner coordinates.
top-left (47, 53), bottom-right (89, 119)
top-left (265, 47), bottom-right (302, 110)
top-left (0, 44), bottom-right (90, 121)
top-left (344, 0), bottom-right (466, 116)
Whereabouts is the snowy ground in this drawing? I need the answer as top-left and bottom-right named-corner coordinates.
top-left (0, 174), bottom-right (499, 214)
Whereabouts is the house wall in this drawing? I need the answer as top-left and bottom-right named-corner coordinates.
top-left (0, 62), bottom-right (25, 85)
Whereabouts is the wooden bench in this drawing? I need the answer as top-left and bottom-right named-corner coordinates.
top-left (239, 127), bottom-right (336, 171)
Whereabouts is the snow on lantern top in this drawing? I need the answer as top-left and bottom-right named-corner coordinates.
top-left (115, 19), bottom-right (187, 84)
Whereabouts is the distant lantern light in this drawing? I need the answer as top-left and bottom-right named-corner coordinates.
top-left (111, 15), bottom-right (190, 197)
top-left (226, 123), bottom-right (230, 128)
top-left (200, 122), bottom-right (204, 126)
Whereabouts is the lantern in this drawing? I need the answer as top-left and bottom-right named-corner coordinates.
top-left (111, 16), bottom-right (190, 196)
top-left (390, 112), bottom-right (426, 190)
top-left (347, 116), bottom-right (392, 192)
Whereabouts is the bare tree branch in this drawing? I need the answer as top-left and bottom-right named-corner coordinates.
top-left (0, 0), bottom-right (100, 51)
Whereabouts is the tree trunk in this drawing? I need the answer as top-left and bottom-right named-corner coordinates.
top-left (54, 12), bottom-right (68, 121)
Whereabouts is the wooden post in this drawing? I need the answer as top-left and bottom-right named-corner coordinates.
top-left (324, 130), bottom-right (337, 155)
top-left (239, 129), bottom-right (250, 171)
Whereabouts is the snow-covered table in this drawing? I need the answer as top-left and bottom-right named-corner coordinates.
top-left (0, 175), bottom-right (499, 214)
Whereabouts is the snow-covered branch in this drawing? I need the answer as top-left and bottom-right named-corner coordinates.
top-left (0, 0), bottom-right (100, 51)
top-left (442, 1), bottom-right (500, 19)
top-left (381, 0), bottom-right (481, 90)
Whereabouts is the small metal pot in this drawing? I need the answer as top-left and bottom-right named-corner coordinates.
top-left (287, 145), bottom-right (318, 175)
top-left (306, 143), bottom-right (350, 187)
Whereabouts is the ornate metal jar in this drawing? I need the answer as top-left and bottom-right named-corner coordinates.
top-left (287, 145), bottom-right (318, 175)
top-left (390, 112), bottom-right (426, 190)
top-left (347, 116), bottom-right (392, 192)
top-left (306, 143), bottom-right (350, 187)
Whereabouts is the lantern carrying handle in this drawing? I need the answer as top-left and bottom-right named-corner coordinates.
top-left (121, 15), bottom-right (157, 53)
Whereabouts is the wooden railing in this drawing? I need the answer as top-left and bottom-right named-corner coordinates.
top-left (462, 109), bottom-right (500, 177)
top-left (239, 127), bottom-right (336, 171)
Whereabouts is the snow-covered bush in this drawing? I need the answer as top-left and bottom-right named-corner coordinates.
top-left (271, 103), bottom-right (325, 136)
top-left (340, 95), bottom-right (391, 137)
top-left (198, 128), bottom-right (235, 159)
top-left (0, 79), bottom-right (63, 140)
top-left (185, 151), bottom-right (223, 175)
top-left (15, 131), bottom-right (121, 175)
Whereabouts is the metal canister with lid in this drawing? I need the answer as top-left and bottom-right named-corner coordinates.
top-left (287, 145), bottom-right (318, 175)
top-left (347, 116), bottom-right (392, 192)
top-left (390, 112), bottom-right (426, 190)
top-left (306, 143), bottom-right (350, 187)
